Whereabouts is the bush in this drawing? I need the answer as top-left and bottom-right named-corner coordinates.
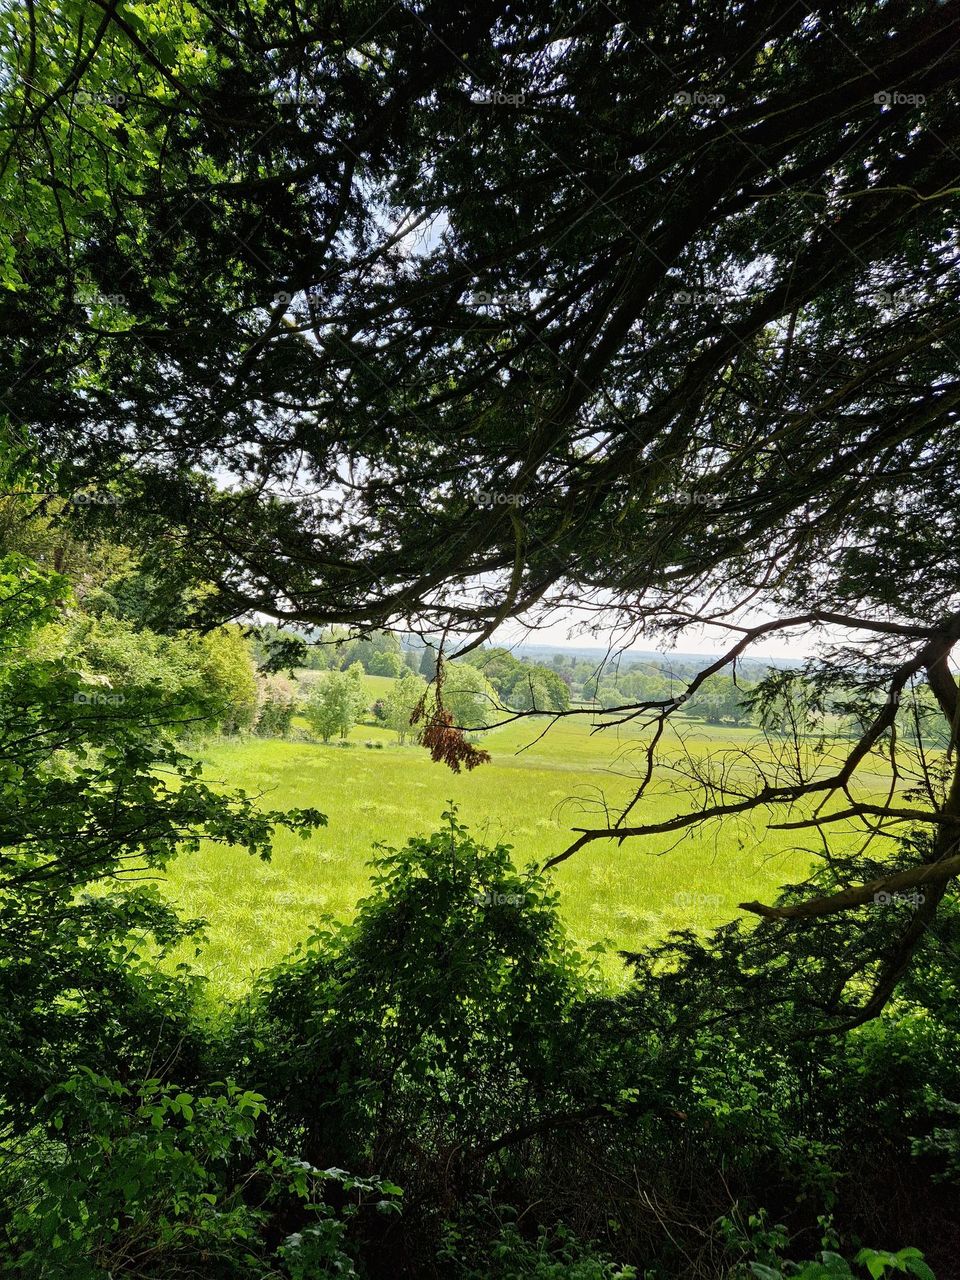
top-left (231, 812), bottom-right (598, 1264)
top-left (440, 1220), bottom-right (636, 1279)
top-left (0, 1069), bottom-right (401, 1278)
top-left (30, 615), bottom-right (260, 735)
top-left (255, 673), bottom-right (298, 737)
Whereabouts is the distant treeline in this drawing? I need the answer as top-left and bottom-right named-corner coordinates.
top-left (44, 582), bottom-right (951, 745)
top-left (245, 627), bottom-right (955, 743)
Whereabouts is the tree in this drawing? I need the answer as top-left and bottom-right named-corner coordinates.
top-left (440, 663), bottom-right (500, 731)
top-left (33, 613), bottom-right (259, 736)
top-left (242, 812), bottom-right (590, 1179)
top-left (420, 646), bottom-right (438, 680)
top-left (304, 667), bottom-right (366, 743)
top-left (254, 674), bottom-right (298, 737)
top-left (369, 650), bottom-right (402, 678)
top-left (686, 675), bottom-right (753, 726)
top-left (5, 0), bottom-right (960, 1031)
top-left (506, 665), bottom-right (571, 713)
top-left (12, 1), bottom-right (959, 656)
top-left (339, 631), bottom-right (402, 675)
top-left (462, 648), bottom-right (523, 698)
top-left (385, 671), bottom-right (426, 744)
top-left (186, 628), bottom-right (260, 734)
top-left (580, 671), bottom-right (602, 703)
top-left (0, 545), bottom-right (325, 1117)
top-left (463, 649), bottom-right (571, 711)
top-left (619, 670), bottom-right (670, 704)
top-left (595, 681), bottom-right (625, 711)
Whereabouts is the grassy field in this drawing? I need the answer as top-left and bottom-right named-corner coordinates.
top-left (161, 675), bottom-right (897, 997)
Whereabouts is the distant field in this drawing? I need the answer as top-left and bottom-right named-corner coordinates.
top-left (294, 669), bottom-right (397, 700)
top-left (162, 685), bottom-right (896, 997)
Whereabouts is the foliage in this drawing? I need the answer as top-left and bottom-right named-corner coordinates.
top-left (368, 650), bottom-right (402, 677)
top-left (0, 1068), bottom-right (400, 1279)
top-left (234, 813), bottom-right (596, 1198)
top-left (0, 552), bottom-right (326, 1118)
top-left (439, 1219), bottom-right (637, 1279)
top-left (464, 649), bottom-right (572, 712)
top-left (28, 613), bottom-right (260, 735)
top-left (10, 0), bottom-right (958, 669)
top-left (685, 674), bottom-right (755, 726)
top-left (225, 806), bottom-right (960, 1273)
top-left (303, 666), bottom-right (367, 742)
top-left (3, 2), bottom-right (960, 1274)
top-left (190, 628), bottom-right (261, 734)
top-left (384, 670), bottom-right (426, 743)
top-left (718, 1212), bottom-right (936, 1278)
top-left (746, 1249), bottom-right (935, 1280)
top-left (255, 673), bottom-right (299, 738)
top-left (346, 636), bottom-right (401, 677)
top-left (436, 661), bottom-right (500, 730)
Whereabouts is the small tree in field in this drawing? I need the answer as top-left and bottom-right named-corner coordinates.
top-left (441, 662), bottom-right (499, 730)
top-left (305, 667), bottom-right (366, 743)
top-left (386, 670), bottom-right (426, 743)
top-left (506, 665), bottom-right (571, 713)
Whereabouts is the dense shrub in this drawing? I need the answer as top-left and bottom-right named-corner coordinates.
top-left (439, 1219), bottom-right (637, 1278)
top-left (229, 813), bottom-right (597, 1264)
top-left (0, 1069), bottom-right (400, 1279)
top-left (255, 673), bottom-right (299, 737)
top-left (221, 817), bottom-right (959, 1277)
top-left (28, 612), bottom-right (260, 735)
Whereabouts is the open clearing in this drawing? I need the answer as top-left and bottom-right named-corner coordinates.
top-left (163, 695), bottom-right (891, 996)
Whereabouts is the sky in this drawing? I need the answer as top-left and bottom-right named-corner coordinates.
top-left (492, 611), bottom-right (824, 661)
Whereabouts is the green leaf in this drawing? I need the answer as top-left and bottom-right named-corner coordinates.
top-left (905, 1261), bottom-right (935, 1280)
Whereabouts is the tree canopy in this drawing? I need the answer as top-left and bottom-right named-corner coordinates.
top-left (6, 0), bottom-right (959, 644)
top-left (4, 0), bottom-right (960, 1012)
top-left (5, 4), bottom-right (960, 1274)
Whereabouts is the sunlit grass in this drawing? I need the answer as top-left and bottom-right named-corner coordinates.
top-left (160, 699), bottom-right (891, 997)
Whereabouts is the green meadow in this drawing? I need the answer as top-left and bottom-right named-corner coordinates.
top-left (163, 676), bottom-right (895, 997)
